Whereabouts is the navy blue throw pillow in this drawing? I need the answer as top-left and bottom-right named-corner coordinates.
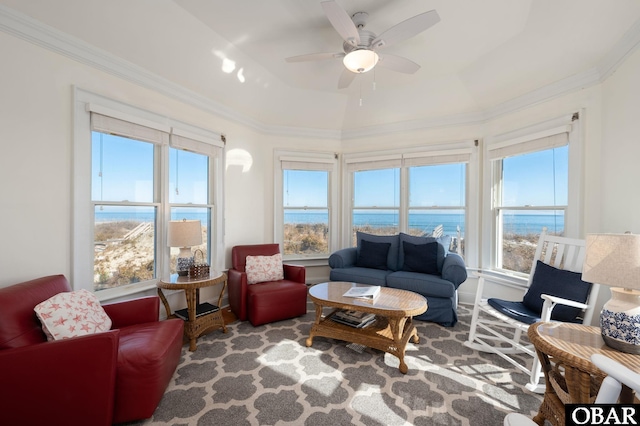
top-left (356, 240), bottom-right (391, 270)
top-left (401, 241), bottom-right (439, 275)
top-left (522, 260), bottom-right (593, 322)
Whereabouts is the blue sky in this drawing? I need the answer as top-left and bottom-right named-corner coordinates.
top-left (94, 132), bottom-right (568, 211)
top-left (92, 132), bottom-right (208, 205)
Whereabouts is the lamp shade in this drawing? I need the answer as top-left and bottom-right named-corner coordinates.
top-left (167, 219), bottom-right (202, 248)
top-left (343, 49), bottom-right (379, 73)
top-left (582, 233), bottom-right (640, 290)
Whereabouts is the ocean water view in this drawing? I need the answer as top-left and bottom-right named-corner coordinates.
top-left (95, 209), bottom-right (564, 236)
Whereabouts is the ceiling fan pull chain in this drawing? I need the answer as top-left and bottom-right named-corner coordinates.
top-left (359, 79), bottom-right (363, 106)
top-left (373, 68), bottom-right (377, 91)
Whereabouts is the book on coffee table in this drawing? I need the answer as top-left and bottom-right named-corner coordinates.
top-left (332, 310), bottom-right (376, 328)
top-left (342, 285), bottom-right (381, 300)
top-left (174, 302), bottom-right (219, 321)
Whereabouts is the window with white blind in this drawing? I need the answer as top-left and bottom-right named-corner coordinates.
top-left (343, 145), bottom-right (474, 255)
top-left (274, 151), bottom-right (338, 259)
top-left (486, 113), bottom-right (580, 274)
top-left (73, 89), bottom-right (224, 299)
top-left (407, 151), bottom-right (468, 256)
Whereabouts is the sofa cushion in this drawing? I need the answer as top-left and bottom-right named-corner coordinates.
top-left (356, 232), bottom-right (400, 271)
top-left (34, 289), bottom-right (112, 341)
top-left (522, 260), bottom-right (592, 322)
top-left (387, 271), bottom-right (456, 298)
top-left (487, 299), bottom-right (541, 325)
top-left (247, 280), bottom-right (308, 326)
top-left (401, 241), bottom-right (439, 274)
top-left (329, 267), bottom-right (391, 287)
top-left (356, 240), bottom-right (391, 270)
top-left (245, 253), bottom-right (284, 284)
top-left (398, 233), bottom-right (450, 273)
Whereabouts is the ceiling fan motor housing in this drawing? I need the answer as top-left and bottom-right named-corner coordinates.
top-left (343, 30), bottom-right (376, 53)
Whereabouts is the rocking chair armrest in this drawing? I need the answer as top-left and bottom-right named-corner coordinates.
top-left (540, 294), bottom-right (589, 321)
top-left (541, 294), bottom-right (589, 310)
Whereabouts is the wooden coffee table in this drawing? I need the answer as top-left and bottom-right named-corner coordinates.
top-left (307, 281), bottom-right (427, 373)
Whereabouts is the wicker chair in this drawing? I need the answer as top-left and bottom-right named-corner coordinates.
top-left (504, 354), bottom-right (640, 425)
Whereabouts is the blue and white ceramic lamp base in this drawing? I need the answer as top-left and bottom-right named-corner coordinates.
top-left (600, 287), bottom-right (640, 354)
top-left (177, 256), bottom-right (194, 276)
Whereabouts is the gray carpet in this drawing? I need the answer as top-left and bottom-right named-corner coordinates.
top-left (128, 303), bottom-right (542, 426)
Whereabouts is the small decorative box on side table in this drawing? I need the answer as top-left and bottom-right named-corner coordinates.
top-left (157, 270), bottom-right (228, 351)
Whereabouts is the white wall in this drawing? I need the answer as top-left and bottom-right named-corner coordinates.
top-left (601, 47), bottom-right (640, 235)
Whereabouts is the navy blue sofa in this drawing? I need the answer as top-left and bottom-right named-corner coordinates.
top-left (328, 232), bottom-right (468, 327)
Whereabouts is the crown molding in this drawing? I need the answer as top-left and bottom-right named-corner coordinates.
top-left (597, 17), bottom-right (640, 81)
top-left (1, 5), bottom-right (639, 141)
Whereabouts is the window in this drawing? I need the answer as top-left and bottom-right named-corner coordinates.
top-left (74, 89), bottom-right (224, 299)
top-left (408, 163), bottom-right (466, 255)
top-left (488, 114), bottom-right (578, 274)
top-left (275, 152), bottom-right (338, 259)
top-left (344, 147), bottom-right (473, 254)
top-left (169, 147), bottom-right (211, 273)
top-left (353, 168), bottom-right (400, 240)
top-left (92, 131), bottom-right (158, 290)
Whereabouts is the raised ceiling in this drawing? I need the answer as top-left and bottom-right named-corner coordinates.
top-left (2, 0), bottom-right (640, 135)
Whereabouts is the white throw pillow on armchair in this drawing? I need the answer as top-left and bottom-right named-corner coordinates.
top-left (245, 253), bottom-right (284, 284)
top-left (34, 289), bottom-right (112, 341)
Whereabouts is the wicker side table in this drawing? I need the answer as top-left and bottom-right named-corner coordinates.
top-left (157, 271), bottom-right (228, 351)
top-left (528, 322), bottom-right (640, 426)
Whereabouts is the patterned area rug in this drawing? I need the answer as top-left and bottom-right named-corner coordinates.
top-left (128, 303), bottom-right (542, 426)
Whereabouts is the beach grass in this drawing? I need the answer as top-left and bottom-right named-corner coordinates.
top-left (94, 222), bottom-right (547, 290)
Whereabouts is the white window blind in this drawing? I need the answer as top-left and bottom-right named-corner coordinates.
top-left (280, 156), bottom-right (335, 171)
top-left (346, 154), bottom-right (402, 172)
top-left (403, 150), bottom-right (471, 167)
top-left (170, 128), bottom-right (223, 157)
top-left (90, 112), bottom-right (169, 145)
top-left (488, 126), bottom-right (570, 160)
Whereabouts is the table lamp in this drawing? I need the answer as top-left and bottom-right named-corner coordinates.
top-left (582, 232), bottom-right (640, 354)
top-left (167, 219), bottom-right (202, 276)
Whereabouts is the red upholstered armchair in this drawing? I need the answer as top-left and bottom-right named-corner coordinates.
top-left (228, 244), bottom-right (307, 326)
top-left (0, 275), bottom-right (184, 426)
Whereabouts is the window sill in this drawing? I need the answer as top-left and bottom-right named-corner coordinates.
top-left (96, 280), bottom-right (158, 303)
top-left (283, 256), bottom-right (329, 267)
top-left (472, 268), bottom-right (529, 289)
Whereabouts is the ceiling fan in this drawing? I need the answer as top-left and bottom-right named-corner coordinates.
top-left (285, 1), bottom-right (440, 89)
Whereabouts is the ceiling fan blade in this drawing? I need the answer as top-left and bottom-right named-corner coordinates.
top-left (286, 52), bottom-right (344, 62)
top-left (372, 10), bottom-right (440, 49)
top-left (377, 54), bottom-right (420, 74)
top-left (338, 68), bottom-right (356, 89)
top-left (321, 1), bottom-right (360, 47)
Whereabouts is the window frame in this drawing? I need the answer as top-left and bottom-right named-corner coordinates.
top-left (482, 112), bottom-right (583, 275)
top-left (274, 150), bottom-right (339, 261)
top-left (73, 88), bottom-right (224, 301)
top-left (342, 142), bottom-right (478, 266)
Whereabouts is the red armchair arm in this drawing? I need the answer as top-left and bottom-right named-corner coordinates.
top-left (284, 264), bottom-right (306, 284)
top-left (102, 296), bottom-right (160, 329)
top-left (0, 330), bottom-right (119, 426)
top-left (228, 268), bottom-right (248, 321)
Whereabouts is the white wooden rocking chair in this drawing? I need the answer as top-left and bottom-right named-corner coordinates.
top-left (464, 228), bottom-right (600, 393)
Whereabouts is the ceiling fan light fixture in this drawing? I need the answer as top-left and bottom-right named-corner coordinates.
top-left (343, 49), bottom-right (379, 73)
